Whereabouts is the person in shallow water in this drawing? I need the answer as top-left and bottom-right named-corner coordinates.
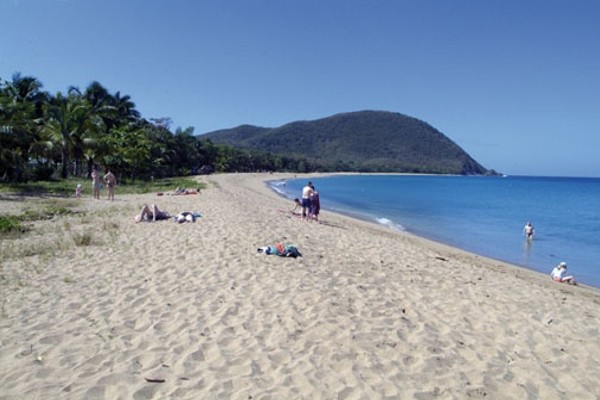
top-left (523, 221), bottom-right (534, 240)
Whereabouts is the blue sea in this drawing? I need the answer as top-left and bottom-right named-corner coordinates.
top-left (269, 175), bottom-right (600, 289)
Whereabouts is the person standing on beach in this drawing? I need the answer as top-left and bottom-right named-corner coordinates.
top-left (103, 168), bottom-right (116, 201)
top-left (309, 185), bottom-right (320, 222)
top-left (523, 221), bottom-right (534, 240)
top-left (301, 181), bottom-right (314, 220)
top-left (91, 167), bottom-right (102, 199)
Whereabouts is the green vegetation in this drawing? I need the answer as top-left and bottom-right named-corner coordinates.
top-left (1, 72), bottom-right (490, 180)
top-left (204, 111), bottom-right (491, 175)
top-left (0, 73), bottom-right (302, 183)
top-left (0, 203), bottom-right (79, 238)
top-left (0, 215), bottom-right (25, 234)
top-left (0, 176), bottom-right (202, 195)
top-left (0, 176), bottom-right (202, 240)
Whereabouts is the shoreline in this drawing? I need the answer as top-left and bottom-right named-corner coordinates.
top-left (1, 172), bottom-right (599, 399)
top-left (265, 172), bottom-right (600, 294)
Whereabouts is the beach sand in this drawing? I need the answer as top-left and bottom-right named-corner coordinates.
top-left (1, 173), bottom-right (599, 400)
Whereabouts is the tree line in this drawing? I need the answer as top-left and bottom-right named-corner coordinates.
top-left (0, 73), bottom-right (315, 183)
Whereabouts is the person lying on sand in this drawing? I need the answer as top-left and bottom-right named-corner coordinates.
top-left (135, 204), bottom-right (171, 222)
top-left (175, 211), bottom-right (201, 223)
top-left (173, 187), bottom-right (201, 195)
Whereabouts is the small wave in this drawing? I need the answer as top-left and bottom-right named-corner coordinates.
top-left (375, 217), bottom-right (405, 231)
top-left (266, 180), bottom-right (291, 198)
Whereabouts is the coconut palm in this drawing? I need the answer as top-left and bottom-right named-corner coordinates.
top-left (112, 91), bottom-right (141, 121)
top-left (42, 91), bottom-right (97, 178)
top-left (0, 73), bottom-right (48, 181)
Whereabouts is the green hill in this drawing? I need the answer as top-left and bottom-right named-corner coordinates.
top-left (201, 110), bottom-right (490, 175)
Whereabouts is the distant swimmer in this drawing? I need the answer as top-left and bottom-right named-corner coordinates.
top-left (523, 221), bottom-right (534, 240)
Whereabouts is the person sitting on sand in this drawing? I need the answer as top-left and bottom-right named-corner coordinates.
top-left (135, 204), bottom-right (171, 222)
top-left (551, 261), bottom-right (576, 285)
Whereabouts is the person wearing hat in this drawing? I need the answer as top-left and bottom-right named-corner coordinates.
top-left (551, 261), bottom-right (576, 284)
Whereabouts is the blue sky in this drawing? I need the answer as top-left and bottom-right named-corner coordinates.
top-left (1, 0), bottom-right (599, 177)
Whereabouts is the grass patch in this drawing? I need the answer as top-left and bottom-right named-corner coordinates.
top-left (72, 230), bottom-right (93, 246)
top-left (0, 177), bottom-right (205, 195)
top-left (0, 205), bottom-right (82, 240)
top-left (1, 200), bottom-right (86, 247)
top-left (21, 206), bottom-right (75, 221)
top-left (0, 215), bottom-right (27, 234)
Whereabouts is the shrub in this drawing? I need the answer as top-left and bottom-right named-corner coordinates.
top-left (0, 215), bottom-right (27, 234)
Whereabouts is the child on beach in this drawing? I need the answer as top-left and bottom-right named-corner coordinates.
top-left (75, 184), bottom-right (82, 198)
top-left (291, 198), bottom-right (302, 216)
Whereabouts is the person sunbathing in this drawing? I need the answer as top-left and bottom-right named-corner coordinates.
top-left (173, 187), bottom-right (201, 195)
top-left (135, 204), bottom-right (171, 222)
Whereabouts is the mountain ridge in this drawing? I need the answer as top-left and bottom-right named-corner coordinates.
top-left (201, 110), bottom-right (490, 175)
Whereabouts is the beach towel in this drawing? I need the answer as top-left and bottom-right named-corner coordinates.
top-left (257, 242), bottom-right (302, 258)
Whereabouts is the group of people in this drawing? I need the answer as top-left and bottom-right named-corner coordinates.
top-left (523, 221), bottom-right (577, 285)
top-left (89, 167), bottom-right (116, 201)
top-left (298, 181), bottom-right (320, 221)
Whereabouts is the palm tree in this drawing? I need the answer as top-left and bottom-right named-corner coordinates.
top-left (112, 91), bottom-right (141, 121)
top-left (42, 92), bottom-right (95, 178)
top-left (3, 72), bottom-right (47, 104)
top-left (0, 73), bottom-right (48, 181)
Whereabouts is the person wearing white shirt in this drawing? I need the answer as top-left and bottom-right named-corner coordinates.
top-left (551, 262), bottom-right (576, 284)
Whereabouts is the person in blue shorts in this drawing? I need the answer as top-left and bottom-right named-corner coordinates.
top-left (301, 181), bottom-right (314, 220)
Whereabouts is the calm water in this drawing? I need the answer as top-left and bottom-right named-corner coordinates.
top-left (269, 175), bottom-right (600, 289)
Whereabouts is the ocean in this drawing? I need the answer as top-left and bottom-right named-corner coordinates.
top-left (268, 175), bottom-right (600, 289)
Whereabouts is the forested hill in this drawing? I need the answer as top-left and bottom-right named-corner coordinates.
top-left (201, 110), bottom-right (490, 175)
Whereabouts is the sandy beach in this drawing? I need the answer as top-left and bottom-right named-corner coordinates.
top-left (1, 172), bottom-right (599, 400)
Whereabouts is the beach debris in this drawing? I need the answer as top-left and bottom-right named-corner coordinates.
top-left (435, 256), bottom-right (448, 261)
top-left (257, 242), bottom-right (302, 257)
top-left (144, 377), bottom-right (166, 383)
top-left (20, 344), bottom-right (34, 357)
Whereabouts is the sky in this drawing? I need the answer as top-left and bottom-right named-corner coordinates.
top-left (1, 0), bottom-right (599, 177)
